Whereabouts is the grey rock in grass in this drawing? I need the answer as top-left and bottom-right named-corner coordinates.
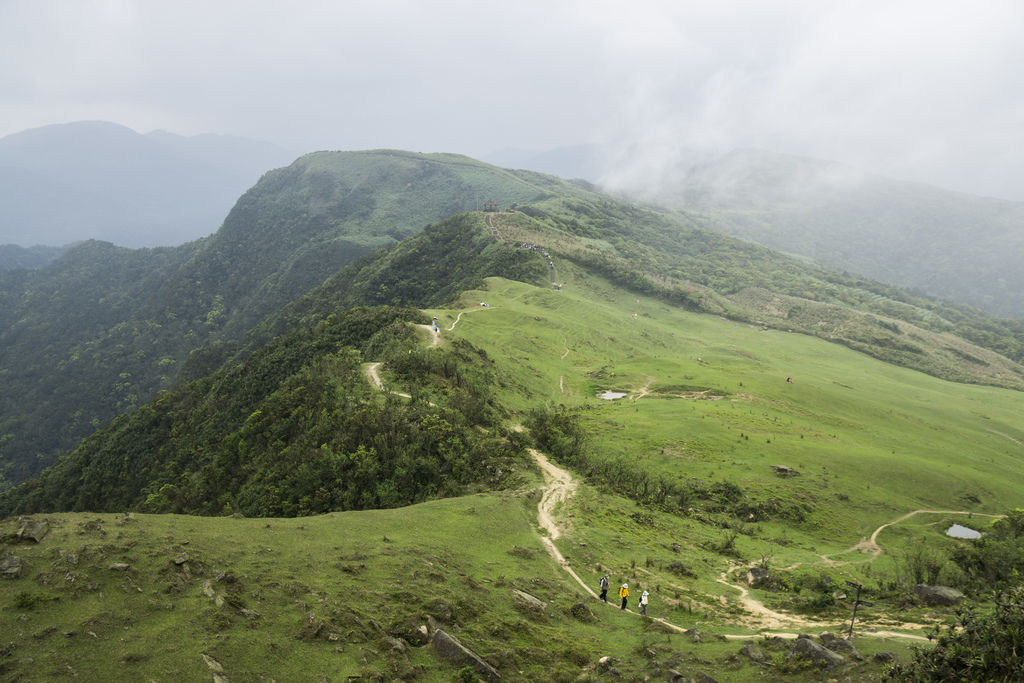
top-left (16, 518), bottom-right (49, 543)
top-left (511, 589), bottom-right (546, 611)
top-left (1, 554), bottom-right (23, 579)
top-left (432, 629), bottom-right (500, 681)
top-left (788, 637), bottom-right (845, 669)
top-left (738, 641), bottom-right (767, 663)
top-left (108, 562), bottom-right (131, 571)
top-left (914, 584), bottom-right (964, 606)
top-left (745, 566), bottom-right (772, 588)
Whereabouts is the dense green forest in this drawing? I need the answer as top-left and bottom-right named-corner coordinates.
top-left (0, 306), bottom-right (521, 516)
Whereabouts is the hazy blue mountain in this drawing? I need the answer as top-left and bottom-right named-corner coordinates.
top-left (612, 148), bottom-right (1024, 319)
top-left (0, 243), bottom-right (72, 270)
top-left (0, 121), bottom-right (296, 247)
top-left (482, 144), bottom-right (606, 182)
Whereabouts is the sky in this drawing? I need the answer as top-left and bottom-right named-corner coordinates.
top-left (2, 0), bottom-right (1023, 200)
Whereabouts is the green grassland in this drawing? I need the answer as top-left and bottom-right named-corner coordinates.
top-left (1, 485), bottom-right (921, 682)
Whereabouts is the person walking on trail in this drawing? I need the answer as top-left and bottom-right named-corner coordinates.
top-left (639, 590), bottom-right (649, 616)
top-left (599, 574), bottom-right (610, 602)
top-left (619, 583), bottom-right (629, 610)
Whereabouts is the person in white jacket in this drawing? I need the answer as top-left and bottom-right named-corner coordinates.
top-left (639, 590), bottom-right (649, 616)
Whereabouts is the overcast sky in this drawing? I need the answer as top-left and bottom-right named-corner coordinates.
top-left (2, 0), bottom-right (1022, 200)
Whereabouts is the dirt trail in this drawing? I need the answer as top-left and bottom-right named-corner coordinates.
top-left (416, 323), bottom-right (441, 347)
top-left (371, 314), bottom-right (938, 641)
top-left (447, 312), bottom-right (464, 330)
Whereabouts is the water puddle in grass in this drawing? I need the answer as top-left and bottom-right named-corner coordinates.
top-left (597, 390), bottom-right (627, 400)
top-left (946, 523), bottom-right (982, 539)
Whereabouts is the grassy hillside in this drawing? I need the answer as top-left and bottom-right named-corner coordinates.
top-left (8, 262), bottom-right (1022, 677)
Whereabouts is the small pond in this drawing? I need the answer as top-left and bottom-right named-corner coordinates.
top-left (597, 390), bottom-right (627, 400)
top-left (946, 523), bottom-right (982, 539)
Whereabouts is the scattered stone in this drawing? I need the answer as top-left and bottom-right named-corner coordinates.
top-left (597, 656), bottom-right (619, 672)
top-left (173, 552), bottom-right (190, 565)
top-left (773, 465), bottom-right (800, 477)
top-left (788, 637), bottom-right (845, 669)
top-left (1, 554), bottom-right (23, 579)
top-left (667, 669), bottom-right (685, 681)
top-left (201, 653), bottom-right (224, 673)
top-left (694, 673), bottom-right (719, 683)
top-left (668, 561), bottom-right (696, 577)
top-left (432, 629), bottom-right (500, 681)
top-left (108, 563), bottom-right (131, 571)
top-left (915, 584), bottom-right (964, 606)
top-left (568, 602), bottom-right (595, 622)
top-left (683, 629), bottom-right (705, 643)
top-left (511, 589), bottom-right (547, 613)
top-left (873, 652), bottom-right (897, 664)
top-left (202, 581), bottom-right (216, 598)
top-left (745, 567), bottom-right (772, 588)
top-left (386, 636), bottom-right (408, 654)
top-left (239, 608), bottom-right (260, 619)
top-left (738, 642), bottom-right (767, 663)
top-left (16, 518), bottom-right (49, 543)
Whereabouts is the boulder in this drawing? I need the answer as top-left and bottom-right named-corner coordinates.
top-left (1, 554), bottom-right (23, 579)
top-left (738, 642), bottom-right (767, 663)
top-left (16, 518), bottom-right (49, 543)
top-left (915, 584), bottom-right (964, 606)
top-left (788, 637), bottom-right (845, 669)
top-left (108, 562), bottom-right (131, 571)
top-left (773, 465), bottom-right (800, 477)
top-left (432, 629), bottom-right (500, 681)
top-left (745, 567), bottom-right (772, 588)
top-left (511, 589), bottom-right (546, 612)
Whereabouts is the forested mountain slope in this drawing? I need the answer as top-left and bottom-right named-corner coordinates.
top-left (0, 151), bottom-right (582, 484)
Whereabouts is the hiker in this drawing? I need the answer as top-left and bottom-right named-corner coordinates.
top-left (639, 590), bottom-right (649, 616)
top-left (599, 574), bottom-right (610, 602)
top-left (786, 377), bottom-right (793, 383)
top-left (619, 583), bottom-right (629, 610)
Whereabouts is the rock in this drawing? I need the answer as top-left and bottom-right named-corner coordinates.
top-left (202, 581), bottom-right (216, 598)
top-left (773, 465), bottom-right (800, 477)
top-left (173, 552), bottom-right (190, 565)
top-left (511, 589), bottom-right (546, 612)
top-left (745, 567), bottom-right (772, 588)
top-left (386, 636), bottom-right (408, 654)
top-left (597, 656), bottom-right (619, 672)
top-left (788, 637), bottom-right (845, 669)
top-left (432, 630), bottom-right (500, 681)
top-left (108, 562), bottom-right (130, 571)
top-left (16, 518), bottom-right (49, 543)
top-left (683, 628), bottom-right (704, 643)
top-left (694, 673), bottom-right (719, 683)
top-left (568, 601), bottom-right (595, 622)
top-left (201, 653), bottom-right (225, 673)
top-left (873, 652), bottom-right (897, 664)
top-left (1, 554), bottom-right (23, 579)
top-left (915, 584), bottom-right (964, 606)
top-left (738, 642), bottom-right (767, 663)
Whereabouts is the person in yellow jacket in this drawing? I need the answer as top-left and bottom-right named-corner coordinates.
top-left (619, 583), bottom-right (629, 610)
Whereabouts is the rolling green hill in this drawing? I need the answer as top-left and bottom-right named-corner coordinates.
top-left (4, 236), bottom-right (1023, 678)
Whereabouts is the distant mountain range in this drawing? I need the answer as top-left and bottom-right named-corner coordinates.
top-left (488, 144), bottom-right (1024, 320)
top-left (0, 121), bottom-right (296, 248)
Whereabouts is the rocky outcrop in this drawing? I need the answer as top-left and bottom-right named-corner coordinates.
top-left (915, 584), bottom-right (964, 606)
top-left (745, 567), bottom-right (772, 588)
top-left (738, 642), bottom-right (767, 663)
top-left (788, 636), bottom-right (845, 669)
top-left (15, 518), bottom-right (49, 543)
top-left (1, 553), bottom-right (23, 579)
top-left (432, 629), bottom-right (500, 681)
